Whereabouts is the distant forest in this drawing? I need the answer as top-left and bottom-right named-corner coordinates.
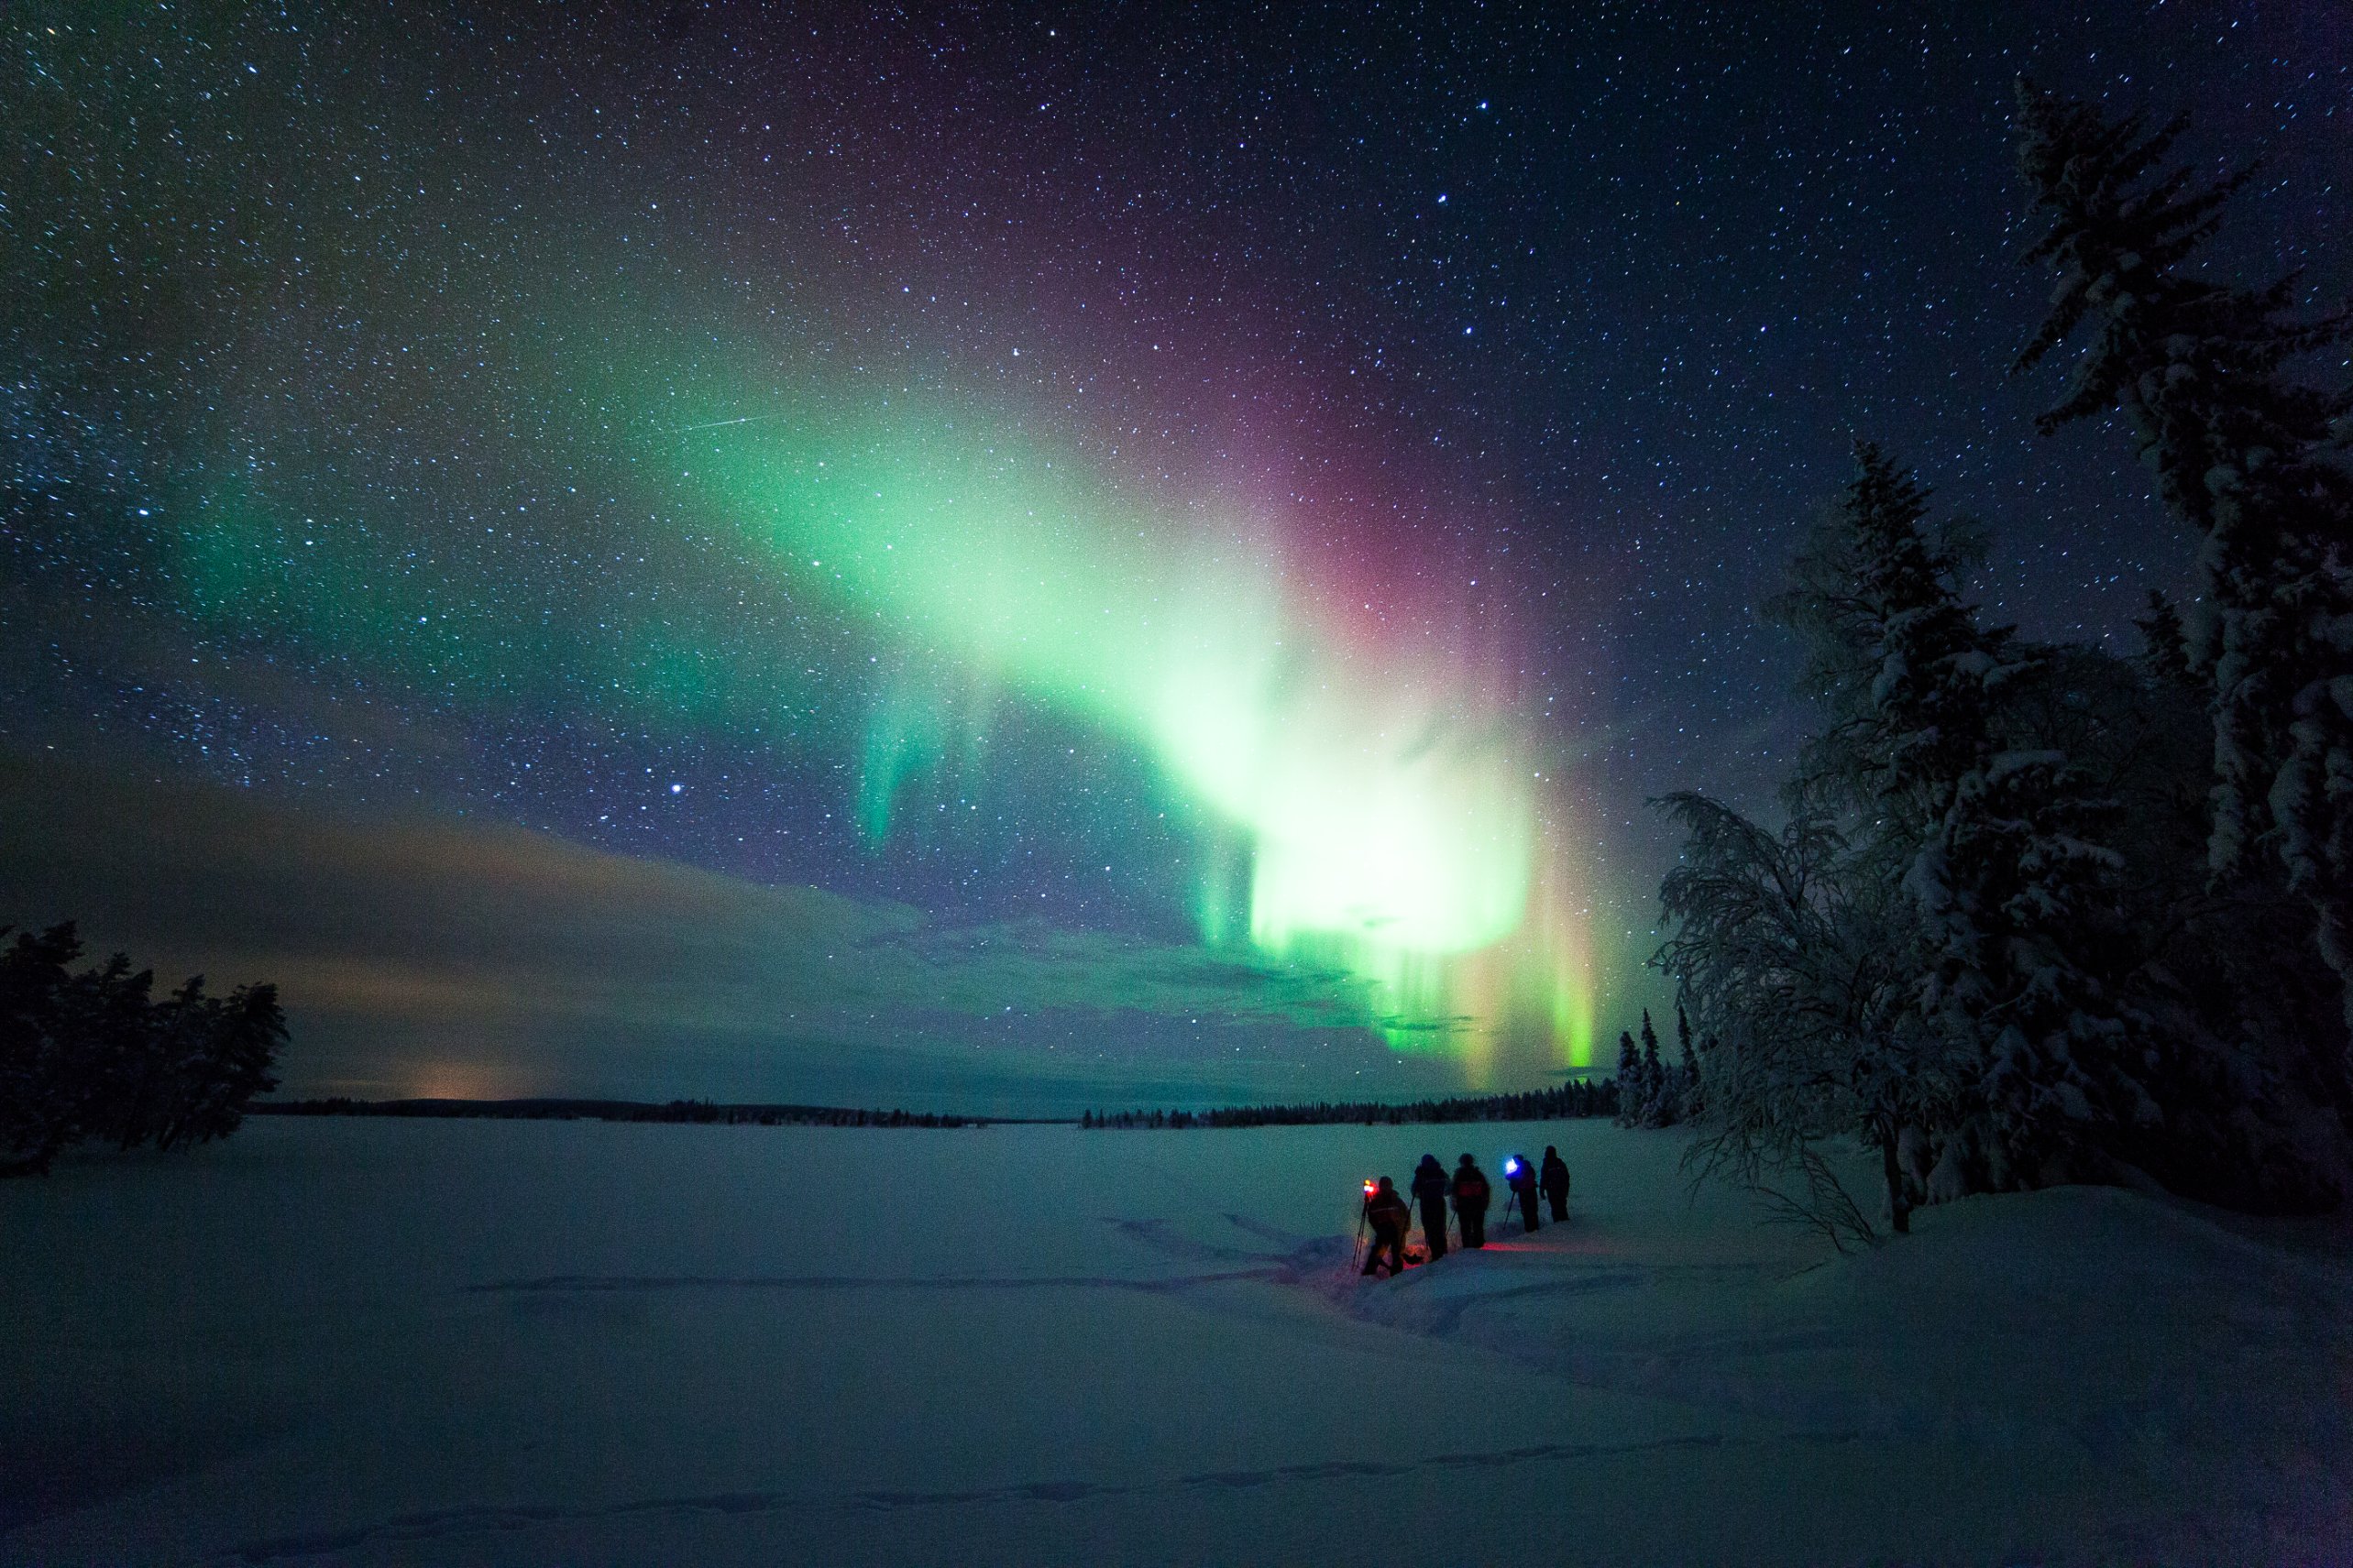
top-left (1083, 1079), bottom-right (1619, 1129)
top-left (265, 1086), bottom-right (1627, 1131)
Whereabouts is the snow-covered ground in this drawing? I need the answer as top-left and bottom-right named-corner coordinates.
top-left (5, 1117), bottom-right (2349, 1565)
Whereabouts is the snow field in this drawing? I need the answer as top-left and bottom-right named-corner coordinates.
top-left (5, 1117), bottom-right (2350, 1564)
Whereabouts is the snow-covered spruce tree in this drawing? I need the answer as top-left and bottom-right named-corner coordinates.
top-left (2014, 79), bottom-right (2353, 1021)
top-left (1638, 1009), bottom-right (1678, 1126)
top-left (1776, 443), bottom-right (2151, 1197)
top-left (1612, 1029), bottom-right (1641, 1127)
top-left (2131, 589), bottom-right (2195, 691)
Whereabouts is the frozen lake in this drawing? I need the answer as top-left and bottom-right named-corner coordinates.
top-left (6, 1116), bottom-right (2351, 1564)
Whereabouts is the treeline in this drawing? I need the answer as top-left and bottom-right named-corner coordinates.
top-left (257, 1097), bottom-right (1000, 1128)
top-left (1652, 82), bottom-right (2353, 1244)
top-left (1082, 1079), bottom-right (1619, 1129)
top-left (2, 922), bottom-right (286, 1177)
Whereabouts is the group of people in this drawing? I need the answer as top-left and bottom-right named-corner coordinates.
top-left (1358, 1146), bottom-right (1571, 1277)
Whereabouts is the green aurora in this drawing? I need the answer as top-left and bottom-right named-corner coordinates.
top-left (117, 355), bottom-right (1605, 1084)
top-left (667, 394), bottom-right (1600, 1073)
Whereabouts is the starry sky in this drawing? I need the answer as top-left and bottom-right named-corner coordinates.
top-left (4, 3), bottom-right (2348, 1111)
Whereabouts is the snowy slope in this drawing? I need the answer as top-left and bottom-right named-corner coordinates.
top-left (5, 1118), bottom-right (2349, 1564)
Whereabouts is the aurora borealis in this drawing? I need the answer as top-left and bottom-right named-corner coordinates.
top-left (675, 390), bottom-right (1595, 1067)
top-left (5, 5), bottom-right (2347, 1110)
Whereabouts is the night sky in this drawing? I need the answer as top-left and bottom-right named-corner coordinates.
top-left (5, 3), bottom-right (2348, 1111)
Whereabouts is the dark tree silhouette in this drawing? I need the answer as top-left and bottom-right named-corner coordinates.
top-left (1676, 1003), bottom-right (1703, 1119)
top-left (0, 923), bottom-right (284, 1177)
top-left (1638, 1008), bottom-right (1677, 1127)
top-left (2131, 590), bottom-right (2195, 690)
top-left (1612, 1029), bottom-right (1641, 1127)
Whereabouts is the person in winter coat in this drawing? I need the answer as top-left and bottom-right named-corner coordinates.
top-left (1360, 1175), bottom-right (1412, 1277)
top-left (1411, 1154), bottom-right (1450, 1260)
top-left (1504, 1153), bottom-right (1542, 1233)
top-left (1450, 1154), bottom-right (1491, 1248)
top-left (1540, 1145), bottom-right (1571, 1222)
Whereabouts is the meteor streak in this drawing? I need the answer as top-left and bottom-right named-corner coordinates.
top-left (665, 411), bottom-right (792, 434)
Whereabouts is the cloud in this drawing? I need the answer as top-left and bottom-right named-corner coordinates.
top-left (0, 751), bottom-right (1413, 1112)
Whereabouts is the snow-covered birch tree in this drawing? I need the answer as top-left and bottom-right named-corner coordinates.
top-left (1655, 791), bottom-right (1931, 1244)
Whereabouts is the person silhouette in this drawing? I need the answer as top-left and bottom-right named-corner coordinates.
top-left (1505, 1153), bottom-right (1541, 1233)
top-left (1540, 1145), bottom-right (1571, 1221)
top-left (1360, 1175), bottom-right (1411, 1277)
top-left (1412, 1154), bottom-right (1450, 1260)
top-left (1450, 1154), bottom-right (1491, 1249)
